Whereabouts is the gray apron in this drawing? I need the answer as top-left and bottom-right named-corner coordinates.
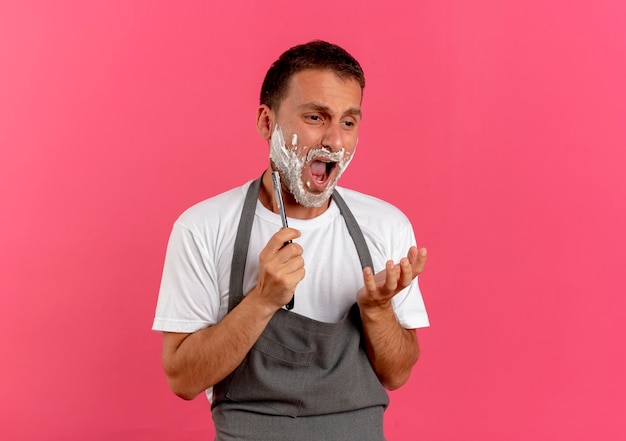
top-left (212, 176), bottom-right (389, 441)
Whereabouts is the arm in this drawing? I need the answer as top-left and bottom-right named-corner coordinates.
top-left (161, 228), bottom-right (304, 400)
top-left (357, 246), bottom-right (427, 390)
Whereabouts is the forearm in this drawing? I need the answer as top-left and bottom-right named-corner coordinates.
top-left (162, 287), bottom-right (275, 400)
top-left (360, 304), bottom-right (420, 390)
top-left (356, 248), bottom-right (427, 390)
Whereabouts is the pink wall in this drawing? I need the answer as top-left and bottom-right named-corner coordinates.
top-left (1, 1), bottom-right (625, 440)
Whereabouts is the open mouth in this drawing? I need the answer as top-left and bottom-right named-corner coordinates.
top-left (308, 159), bottom-right (337, 189)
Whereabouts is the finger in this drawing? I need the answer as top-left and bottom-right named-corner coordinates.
top-left (414, 247), bottom-right (427, 274)
top-left (399, 257), bottom-right (413, 288)
top-left (408, 246), bottom-right (427, 276)
top-left (271, 228), bottom-right (301, 251)
top-left (277, 241), bottom-right (304, 260)
top-left (384, 260), bottom-right (399, 291)
top-left (283, 266), bottom-right (306, 286)
top-left (407, 246), bottom-right (419, 263)
top-left (259, 240), bottom-right (303, 276)
top-left (362, 267), bottom-right (377, 293)
top-left (280, 255), bottom-right (305, 275)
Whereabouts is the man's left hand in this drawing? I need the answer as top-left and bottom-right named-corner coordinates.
top-left (357, 246), bottom-right (427, 311)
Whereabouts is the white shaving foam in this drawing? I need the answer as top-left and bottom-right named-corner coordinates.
top-left (269, 125), bottom-right (354, 207)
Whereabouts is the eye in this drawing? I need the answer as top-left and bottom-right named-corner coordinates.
top-left (341, 119), bottom-right (358, 129)
top-left (304, 113), bottom-right (324, 124)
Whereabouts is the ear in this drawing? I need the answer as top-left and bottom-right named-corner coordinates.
top-left (256, 104), bottom-right (274, 141)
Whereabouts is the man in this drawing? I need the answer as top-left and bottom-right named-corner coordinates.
top-left (153, 40), bottom-right (429, 440)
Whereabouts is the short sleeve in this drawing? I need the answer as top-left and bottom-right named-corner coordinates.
top-left (152, 221), bottom-right (221, 333)
top-left (390, 217), bottom-right (430, 329)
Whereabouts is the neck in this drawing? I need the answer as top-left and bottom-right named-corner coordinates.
top-left (259, 168), bottom-right (330, 220)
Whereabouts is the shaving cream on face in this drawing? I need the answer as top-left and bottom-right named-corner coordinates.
top-left (269, 125), bottom-right (354, 207)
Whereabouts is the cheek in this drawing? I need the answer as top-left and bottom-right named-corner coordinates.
top-left (295, 132), bottom-right (317, 149)
top-left (292, 124), bottom-right (324, 146)
top-left (344, 137), bottom-right (358, 156)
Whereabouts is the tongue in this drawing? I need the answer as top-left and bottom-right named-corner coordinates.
top-left (310, 160), bottom-right (327, 181)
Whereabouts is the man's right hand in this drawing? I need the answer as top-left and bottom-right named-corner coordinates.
top-left (250, 228), bottom-right (305, 311)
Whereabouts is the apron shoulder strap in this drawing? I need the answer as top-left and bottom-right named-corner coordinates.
top-left (332, 190), bottom-right (375, 273)
top-left (228, 176), bottom-right (262, 312)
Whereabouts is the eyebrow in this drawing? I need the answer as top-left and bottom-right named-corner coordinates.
top-left (300, 102), bottom-right (362, 119)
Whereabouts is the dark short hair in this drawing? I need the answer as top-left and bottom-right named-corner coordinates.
top-left (260, 40), bottom-right (365, 110)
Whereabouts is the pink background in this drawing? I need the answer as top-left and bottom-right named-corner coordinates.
top-left (1, 1), bottom-right (625, 440)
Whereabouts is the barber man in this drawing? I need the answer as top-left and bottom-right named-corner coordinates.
top-left (153, 40), bottom-right (429, 440)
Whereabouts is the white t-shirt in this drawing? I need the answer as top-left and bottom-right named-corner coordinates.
top-left (153, 181), bottom-right (429, 332)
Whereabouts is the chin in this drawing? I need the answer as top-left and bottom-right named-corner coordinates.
top-left (293, 181), bottom-right (337, 208)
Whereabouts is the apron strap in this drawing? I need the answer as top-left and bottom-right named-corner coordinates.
top-left (227, 175), bottom-right (262, 312)
top-left (332, 190), bottom-right (374, 273)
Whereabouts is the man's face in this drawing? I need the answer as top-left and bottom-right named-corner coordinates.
top-left (269, 69), bottom-right (362, 207)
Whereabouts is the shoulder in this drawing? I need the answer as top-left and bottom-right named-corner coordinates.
top-left (334, 187), bottom-right (416, 254)
top-left (174, 180), bottom-right (253, 234)
top-left (334, 187), bottom-right (411, 227)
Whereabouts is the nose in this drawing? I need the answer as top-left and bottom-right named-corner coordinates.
top-left (321, 122), bottom-right (344, 152)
